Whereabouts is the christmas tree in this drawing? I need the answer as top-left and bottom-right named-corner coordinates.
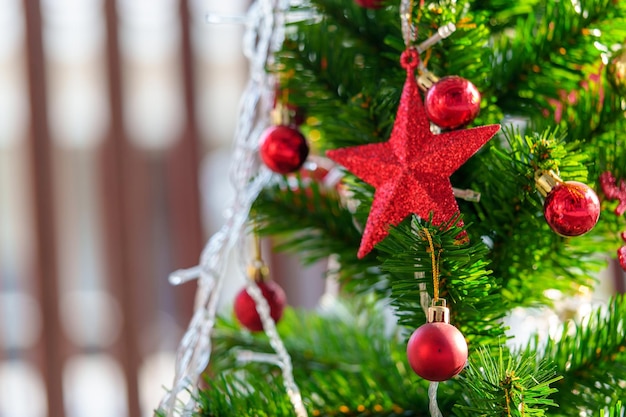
top-left (157, 0), bottom-right (626, 416)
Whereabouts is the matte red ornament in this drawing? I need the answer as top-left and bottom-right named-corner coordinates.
top-left (618, 246), bottom-right (626, 271)
top-left (599, 171), bottom-right (626, 216)
top-left (600, 172), bottom-right (626, 271)
top-left (260, 125), bottom-right (309, 174)
top-left (354, 0), bottom-right (383, 8)
top-left (234, 280), bottom-right (287, 332)
top-left (543, 181), bottom-right (600, 237)
top-left (406, 303), bottom-right (468, 382)
top-left (424, 76), bottom-right (482, 130)
top-left (326, 48), bottom-right (500, 258)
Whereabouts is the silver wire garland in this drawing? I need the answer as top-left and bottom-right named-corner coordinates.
top-left (158, 1), bottom-right (306, 415)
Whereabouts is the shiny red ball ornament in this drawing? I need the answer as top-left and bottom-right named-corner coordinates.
top-left (406, 303), bottom-right (468, 381)
top-left (424, 76), bottom-right (482, 130)
top-left (543, 181), bottom-right (600, 237)
top-left (260, 125), bottom-right (309, 174)
top-left (234, 280), bottom-right (287, 332)
top-left (354, 0), bottom-right (383, 8)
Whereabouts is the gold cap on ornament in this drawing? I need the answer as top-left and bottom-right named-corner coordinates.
top-left (535, 169), bottom-right (562, 197)
top-left (427, 299), bottom-right (450, 324)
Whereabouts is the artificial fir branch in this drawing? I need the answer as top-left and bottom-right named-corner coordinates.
top-left (489, 0), bottom-right (618, 95)
top-left (488, 0), bottom-right (626, 139)
top-left (468, 0), bottom-right (541, 31)
top-left (276, 1), bottom-right (403, 151)
top-left (204, 302), bottom-right (436, 417)
top-left (252, 174), bottom-right (383, 287)
top-left (307, 0), bottom-right (401, 49)
top-left (600, 401), bottom-right (623, 417)
top-left (588, 123), bottom-right (626, 182)
top-left (540, 295), bottom-right (626, 416)
top-left (377, 216), bottom-right (507, 346)
top-left (454, 348), bottom-right (561, 417)
top-left (462, 127), bottom-right (607, 305)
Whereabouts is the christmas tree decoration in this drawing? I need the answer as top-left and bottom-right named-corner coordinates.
top-left (600, 171), bottom-right (626, 271)
top-left (354, 0), bottom-right (383, 9)
top-left (406, 300), bottom-right (468, 381)
top-left (327, 47), bottom-right (500, 258)
top-left (619, 233), bottom-right (626, 271)
top-left (543, 182), bottom-right (601, 237)
top-left (158, 2), bottom-right (307, 415)
top-left (600, 171), bottom-right (626, 216)
top-left (284, 159), bottom-right (344, 209)
top-left (273, 87), bottom-right (306, 127)
top-left (234, 279), bottom-right (287, 332)
top-left (607, 46), bottom-right (626, 96)
top-left (406, 228), bottom-right (468, 383)
top-left (158, 0), bottom-right (626, 416)
top-left (424, 75), bottom-right (482, 130)
top-left (536, 170), bottom-right (600, 237)
top-left (260, 125), bottom-right (310, 174)
top-left (234, 232), bottom-right (287, 332)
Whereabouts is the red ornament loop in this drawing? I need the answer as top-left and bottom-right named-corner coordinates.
top-left (400, 48), bottom-right (419, 70)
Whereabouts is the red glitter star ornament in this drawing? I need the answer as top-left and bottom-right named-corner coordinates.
top-left (327, 48), bottom-right (500, 258)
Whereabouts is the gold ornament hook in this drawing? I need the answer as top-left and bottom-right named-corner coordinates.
top-left (248, 231), bottom-right (270, 282)
top-left (535, 169), bottom-right (562, 197)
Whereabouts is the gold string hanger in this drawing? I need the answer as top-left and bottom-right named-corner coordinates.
top-left (421, 228), bottom-right (443, 303)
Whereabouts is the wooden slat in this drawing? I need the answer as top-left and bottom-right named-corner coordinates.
top-left (22, 1), bottom-right (66, 416)
top-left (101, 1), bottom-right (143, 416)
top-left (164, 0), bottom-right (205, 324)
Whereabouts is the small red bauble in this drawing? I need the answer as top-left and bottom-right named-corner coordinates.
top-left (234, 280), bottom-right (287, 332)
top-left (543, 181), bottom-right (600, 237)
top-left (424, 76), bottom-right (482, 130)
top-left (354, 0), bottom-right (383, 8)
top-left (407, 321), bottom-right (468, 381)
top-left (618, 246), bottom-right (626, 271)
top-left (260, 125), bottom-right (309, 174)
top-left (618, 233), bottom-right (626, 271)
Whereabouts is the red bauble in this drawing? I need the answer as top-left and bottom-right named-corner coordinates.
top-left (234, 280), bottom-right (287, 332)
top-left (424, 76), bottom-right (482, 130)
top-left (354, 0), bottom-right (383, 8)
top-left (618, 246), bottom-right (626, 271)
top-left (406, 322), bottom-right (468, 381)
top-left (543, 181), bottom-right (600, 237)
top-left (260, 125), bottom-right (309, 174)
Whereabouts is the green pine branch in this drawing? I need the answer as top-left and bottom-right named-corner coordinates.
top-left (252, 173), bottom-right (384, 289)
top-left (454, 348), bottom-right (561, 417)
top-left (203, 301), bottom-right (434, 417)
top-left (488, 0), bottom-right (626, 139)
top-left (489, 0), bottom-right (617, 93)
top-left (599, 401), bottom-right (623, 417)
top-left (376, 215), bottom-right (507, 347)
top-left (461, 127), bottom-right (609, 306)
top-left (539, 295), bottom-right (626, 416)
top-left (277, 1), bottom-right (402, 152)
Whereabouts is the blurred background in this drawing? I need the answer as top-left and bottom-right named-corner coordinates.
top-left (0, 0), bottom-right (325, 416)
